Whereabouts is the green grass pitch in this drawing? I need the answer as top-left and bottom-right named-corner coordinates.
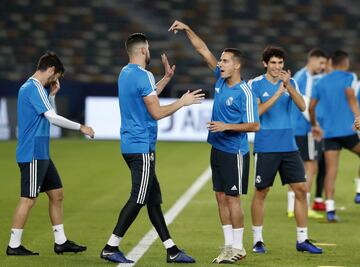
top-left (0, 139), bottom-right (359, 266)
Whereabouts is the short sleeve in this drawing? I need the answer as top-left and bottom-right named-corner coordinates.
top-left (240, 84), bottom-right (259, 123)
top-left (29, 83), bottom-right (52, 114)
top-left (290, 78), bottom-right (300, 93)
top-left (247, 79), bottom-right (260, 98)
top-left (139, 71), bottom-right (157, 97)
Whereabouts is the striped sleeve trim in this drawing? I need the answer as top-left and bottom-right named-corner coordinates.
top-left (137, 66), bottom-right (157, 91)
top-left (351, 72), bottom-right (358, 89)
top-left (290, 78), bottom-right (300, 93)
top-left (240, 83), bottom-right (255, 123)
top-left (32, 80), bottom-right (52, 110)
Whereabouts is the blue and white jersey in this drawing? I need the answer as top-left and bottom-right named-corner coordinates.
top-left (118, 63), bottom-right (157, 153)
top-left (290, 67), bottom-right (313, 136)
top-left (248, 74), bottom-right (299, 152)
top-left (16, 77), bottom-right (52, 162)
top-left (312, 70), bottom-right (358, 138)
top-left (207, 66), bottom-right (259, 154)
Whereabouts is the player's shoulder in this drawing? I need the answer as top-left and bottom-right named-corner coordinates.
top-left (136, 66), bottom-right (155, 83)
top-left (247, 74), bottom-right (265, 88)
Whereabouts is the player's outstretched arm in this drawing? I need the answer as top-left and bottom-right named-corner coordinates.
top-left (156, 53), bottom-right (176, 95)
top-left (207, 121), bottom-right (260, 133)
top-left (169, 20), bottom-right (217, 71)
top-left (144, 89), bottom-right (205, 120)
top-left (44, 110), bottom-right (95, 138)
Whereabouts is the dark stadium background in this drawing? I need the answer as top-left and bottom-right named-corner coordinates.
top-left (1, 0), bottom-right (359, 133)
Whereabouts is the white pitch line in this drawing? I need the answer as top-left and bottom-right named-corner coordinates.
top-left (117, 166), bottom-right (212, 267)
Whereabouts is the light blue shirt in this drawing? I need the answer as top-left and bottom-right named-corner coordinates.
top-left (249, 74), bottom-right (300, 152)
top-left (16, 77), bottom-right (52, 162)
top-left (118, 64), bottom-right (157, 153)
top-left (312, 70), bottom-right (357, 138)
top-left (207, 66), bottom-right (259, 154)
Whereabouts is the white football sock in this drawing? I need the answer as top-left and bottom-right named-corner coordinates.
top-left (9, 228), bottom-right (23, 248)
top-left (163, 239), bottom-right (175, 249)
top-left (232, 228), bottom-right (244, 250)
top-left (107, 234), bottom-right (122, 247)
top-left (288, 191), bottom-right (295, 212)
top-left (252, 225), bottom-right (263, 245)
top-left (325, 199), bottom-right (335, 212)
top-left (296, 227), bottom-right (308, 243)
top-left (53, 224), bottom-right (67, 245)
top-left (222, 224), bottom-right (233, 246)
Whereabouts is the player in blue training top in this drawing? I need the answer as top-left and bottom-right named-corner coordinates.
top-left (100, 33), bottom-right (204, 264)
top-left (248, 46), bottom-right (322, 254)
top-left (288, 48), bottom-right (328, 219)
top-left (7, 51), bottom-right (94, 256)
top-left (310, 50), bottom-right (360, 222)
top-left (169, 20), bottom-right (259, 264)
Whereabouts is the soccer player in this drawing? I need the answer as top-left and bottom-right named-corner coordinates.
top-left (310, 50), bottom-right (360, 221)
top-left (288, 48), bottom-right (328, 219)
top-left (100, 33), bottom-right (204, 264)
top-left (7, 51), bottom-right (94, 256)
top-left (249, 46), bottom-right (322, 254)
top-left (169, 20), bottom-right (260, 264)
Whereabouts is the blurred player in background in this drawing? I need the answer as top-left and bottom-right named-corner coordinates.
top-left (310, 50), bottom-right (360, 222)
top-left (288, 48), bottom-right (328, 219)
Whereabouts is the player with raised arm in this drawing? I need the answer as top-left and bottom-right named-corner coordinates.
top-left (169, 20), bottom-right (259, 264)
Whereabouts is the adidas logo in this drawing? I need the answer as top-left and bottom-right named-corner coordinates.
top-left (262, 92), bottom-right (270, 97)
top-left (231, 185), bottom-right (238, 191)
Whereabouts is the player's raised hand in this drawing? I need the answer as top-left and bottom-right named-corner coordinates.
top-left (207, 121), bottom-right (227, 132)
top-left (180, 89), bottom-right (205, 106)
top-left (276, 81), bottom-right (287, 95)
top-left (50, 79), bottom-right (60, 96)
top-left (80, 125), bottom-right (95, 139)
top-left (168, 20), bottom-right (189, 34)
top-left (161, 53), bottom-right (176, 79)
top-left (279, 69), bottom-right (291, 87)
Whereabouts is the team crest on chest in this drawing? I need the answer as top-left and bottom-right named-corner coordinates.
top-left (225, 97), bottom-right (234, 106)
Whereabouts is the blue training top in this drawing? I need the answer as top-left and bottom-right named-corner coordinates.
top-left (312, 70), bottom-right (357, 138)
top-left (118, 63), bottom-right (158, 153)
top-left (249, 74), bottom-right (300, 153)
top-left (207, 66), bottom-right (259, 154)
top-left (16, 77), bottom-right (52, 162)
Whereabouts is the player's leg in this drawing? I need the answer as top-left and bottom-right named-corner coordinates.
top-left (324, 150), bottom-right (340, 221)
top-left (211, 147), bottom-right (234, 263)
top-left (251, 153), bottom-right (278, 253)
top-left (281, 152), bottom-right (322, 253)
top-left (7, 159), bottom-right (48, 256)
top-left (344, 136), bottom-right (360, 203)
top-left (42, 159), bottom-right (86, 254)
top-left (313, 144), bottom-right (326, 211)
top-left (101, 153), bottom-right (148, 263)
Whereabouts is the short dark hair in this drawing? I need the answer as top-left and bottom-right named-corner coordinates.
top-left (262, 46), bottom-right (286, 63)
top-left (331, 49), bottom-right (348, 66)
top-left (125, 33), bottom-right (148, 53)
top-left (223, 48), bottom-right (243, 63)
top-left (308, 48), bottom-right (328, 59)
top-left (36, 51), bottom-right (65, 75)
